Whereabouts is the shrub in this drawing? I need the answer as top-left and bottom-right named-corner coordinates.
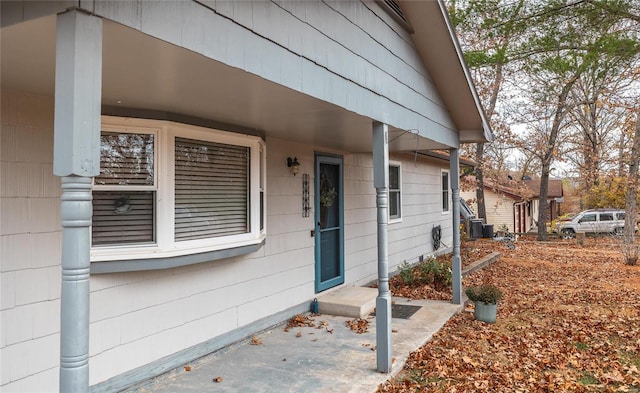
top-left (417, 256), bottom-right (452, 290)
top-left (396, 257), bottom-right (452, 291)
top-left (398, 260), bottom-right (414, 284)
top-left (465, 284), bottom-right (503, 304)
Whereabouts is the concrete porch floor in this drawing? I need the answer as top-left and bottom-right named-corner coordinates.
top-left (124, 297), bottom-right (463, 393)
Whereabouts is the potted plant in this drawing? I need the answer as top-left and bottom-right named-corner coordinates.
top-left (465, 284), bottom-right (503, 323)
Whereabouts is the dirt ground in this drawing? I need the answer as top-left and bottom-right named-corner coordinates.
top-left (379, 237), bottom-right (640, 392)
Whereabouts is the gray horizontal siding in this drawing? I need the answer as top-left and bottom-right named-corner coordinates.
top-left (90, 0), bottom-right (458, 147)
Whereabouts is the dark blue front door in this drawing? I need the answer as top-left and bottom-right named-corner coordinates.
top-left (315, 154), bottom-right (344, 292)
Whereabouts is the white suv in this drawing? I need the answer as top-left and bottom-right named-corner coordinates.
top-left (555, 209), bottom-right (626, 238)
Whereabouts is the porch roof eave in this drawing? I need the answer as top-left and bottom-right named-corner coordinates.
top-left (1, 3), bottom-right (475, 153)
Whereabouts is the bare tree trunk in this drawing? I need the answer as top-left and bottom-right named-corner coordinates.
top-left (624, 108), bottom-right (640, 265)
top-left (538, 76), bottom-right (578, 241)
top-left (538, 168), bottom-right (551, 240)
top-left (475, 143), bottom-right (487, 220)
top-left (619, 131), bottom-right (628, 177)
top-left (581, 101), bottom-right (601, 192)
top-left (474, 62), bottom-right (503, 221)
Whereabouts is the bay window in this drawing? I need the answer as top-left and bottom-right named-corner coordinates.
top-left (91, 116), bottom-right (266, 264)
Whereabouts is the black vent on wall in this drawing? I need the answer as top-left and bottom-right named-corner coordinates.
top-left (384, 0), bottom-right (407, 23)
top-left (376, 0), bottom-right (414, 32)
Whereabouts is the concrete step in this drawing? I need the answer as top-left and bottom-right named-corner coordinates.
top-left (316, 286), bottom-right (378, 318)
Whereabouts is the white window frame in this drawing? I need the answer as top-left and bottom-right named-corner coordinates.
top-left (441, 169), bottom-right (450, 214)
top-left (91, 116), bottom-right (266, 262)
top-left (388, 161), bottom-right (402, 223)
top-left (92, 126), bottom-right (159, 247)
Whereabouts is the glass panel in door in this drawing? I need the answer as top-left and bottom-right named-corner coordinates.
top-left (315, 155), bottom-right (344, 292)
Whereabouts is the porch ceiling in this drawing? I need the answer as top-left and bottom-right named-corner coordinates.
top-left (1, 15), bottom-right (452, 153)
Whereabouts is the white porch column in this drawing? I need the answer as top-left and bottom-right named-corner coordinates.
top-left (449, 148), bottom-right (462, 305)
top-left (373, 122), bottom-right (392, 372)
top-left (54, 10), bottom-right (103, 393)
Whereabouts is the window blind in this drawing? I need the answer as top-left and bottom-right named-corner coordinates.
top-left (442, 172), bottom-right (449, 212)
top-left (174, 137), bottom-right (249, 241)
top-left (389, 165), bottom-right (400, 218)
top-left (92, 191), bottom-right (155, 245)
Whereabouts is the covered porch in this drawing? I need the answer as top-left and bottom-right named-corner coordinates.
top-left (1, 2), bottom-right (490, 391)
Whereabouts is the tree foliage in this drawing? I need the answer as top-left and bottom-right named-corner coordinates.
top-left (584, 175), bottom-right (640, 208)
top-left (448, 0), bottom-right (640, 243)
top-left (449, 0), bottom-right (527, 219)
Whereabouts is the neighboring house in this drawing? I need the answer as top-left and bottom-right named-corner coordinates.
top-left (1, 1), bottom-right (491, 392)
top-left (523, 178), bottom-right (564, 226)
top-left (462, 178), bottom-right (563, 234)
top-left (461, 180), bottom-right (525, 234)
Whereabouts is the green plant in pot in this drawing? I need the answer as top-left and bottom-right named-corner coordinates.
top-left (465, 284), bottom-right (503, 323)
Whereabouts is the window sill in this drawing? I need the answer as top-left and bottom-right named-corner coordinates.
top-left (90, 240), bottom-right (265, 274)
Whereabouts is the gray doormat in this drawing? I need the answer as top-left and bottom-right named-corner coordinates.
top-left (371, 304), bottom-right (422, 320)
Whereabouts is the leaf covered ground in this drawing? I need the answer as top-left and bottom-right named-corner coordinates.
top-left (379, 238), bottom-right (640, 392)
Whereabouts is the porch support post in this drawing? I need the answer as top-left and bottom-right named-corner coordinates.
top-left (450, 148), bottom-right (462, 305)
top-left (54, 10), bottom-right (102, 393)
top-left (373, 122), bottom-right (392, 373)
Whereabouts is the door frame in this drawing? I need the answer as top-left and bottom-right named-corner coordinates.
top-left (314, 153), bottom-right (345, 293)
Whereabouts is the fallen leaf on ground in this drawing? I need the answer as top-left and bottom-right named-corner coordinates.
top-left (346, 318), bottom-right (370, 334)
top-left (250, 336), bottom-right (262, 345)
top-left (378, 238), bottom-right (640, 392)
top-left (284, 314), bottom-right (316, 332)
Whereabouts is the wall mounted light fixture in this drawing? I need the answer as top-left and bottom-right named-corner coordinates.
top-left (287, 157), bottom-right (300, 176)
